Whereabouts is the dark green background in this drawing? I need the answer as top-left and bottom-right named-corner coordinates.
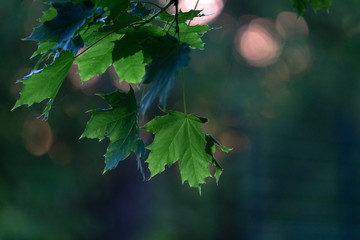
top-left (1, 0), bottom-right (359, 239)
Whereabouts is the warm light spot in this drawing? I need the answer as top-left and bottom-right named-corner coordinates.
top-left (276, 12), bottom-right (309, 39)
top-left (260, 61), bottom-right (291, 108)
top-left (284, 44), bottom-right (311, 74)
top-left (22, 117), bottom-right (53, 156)
top-left (157, 0), bottom-right (225, 25)
top-left (235, 19), bottom-right (281, 67)
top-left (261, 61), bottom-right (290, 90)
top-left (342, 14), bottom-right (360, 37)
top-left (180, 0), bottom-right (225, 24)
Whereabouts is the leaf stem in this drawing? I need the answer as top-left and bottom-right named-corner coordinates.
top-left (181, 68), bottom-right (187, 115)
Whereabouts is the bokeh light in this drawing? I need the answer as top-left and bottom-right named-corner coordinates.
top-left (284, 44), bottom-right (312, 74)
top-left (22, 117), bottom-right (53, 156)
top-left (341, 14), bottom-right (360, 36)
top-left (235, 18), bottom-right (282, 67)
top-left (180, 0), bottom-right (225, 24)
top-left (157, 0), bottom-right (225, 25)
top-left (275, 11), bottom-right (309, 39)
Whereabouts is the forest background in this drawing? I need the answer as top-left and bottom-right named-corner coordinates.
top-left (0, 0), bottom-right (360, 239)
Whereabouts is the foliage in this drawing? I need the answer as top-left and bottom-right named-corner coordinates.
top-left (80, 89), bottom-right (145, 175)
top-left (291, 0), bottom-right (332, 16)
top-left (144, 110), bottom-right (230, 192)
top-left (13, 0), bottom-right (331, 192)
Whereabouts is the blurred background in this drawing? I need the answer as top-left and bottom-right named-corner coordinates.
top-left (1, 0), bottom-right (360, 239)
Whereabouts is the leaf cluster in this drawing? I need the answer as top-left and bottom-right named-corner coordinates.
top-left (13, 0), bottom-right (225, 192)
top-left (13, 0), bottom-right (331, 192)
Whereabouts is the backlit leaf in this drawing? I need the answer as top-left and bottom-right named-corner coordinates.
top-left (113, 51), bottom-right (146, 84)
top-left (81, 89), bottom-right (145, 174)
top-left (13, 51), bottom-right (74, 118)
top-left (168, 23), bottom-right (211, 49)
top-left (144, 110), bottom-right (229, 192)
top-left (76, 33), bottom-right (122, 82)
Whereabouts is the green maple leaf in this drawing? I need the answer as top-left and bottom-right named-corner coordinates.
top-left (80, 23), bottom-right (107, 45)
top-left (168, 23), bottom-right (211, 49)
top-left (291, 0), bottom-right (331, 16)
top-left (80, 88), bottom-right (145, 174)
top-left (76, 33), bottom-right (122, 82)
top-left (113, 50), bottom-right (145, 84)
top-left (13, 51), bottom-right (74, 118)
top-left (144, 110), bottom-right (230, 192)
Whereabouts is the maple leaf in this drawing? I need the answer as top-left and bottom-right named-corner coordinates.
top-left (80, 22), bottom-right (107, 45)
top-left (80, 88), bottom-right (145, 175)
top-left (28, 1), bottom-right (95, 54)
top-left (205, 135), bottom-right (231, 183)
top-left (168, 23), bottom-right (211, 49)
top-left (140, 36), bottom-right (190, 114)
top-left (113, 51), bottom-right (146, 84)
top-left (13, 51), bottom-right (74, 118)
top-left (76, 33), bottom-right (122, 82)
top-left (144, 110), bottom-right (230, 193)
